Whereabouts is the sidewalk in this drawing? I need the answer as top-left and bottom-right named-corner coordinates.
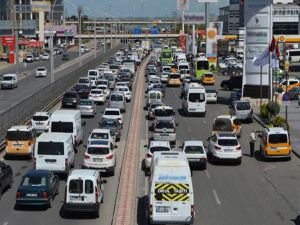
top-left (253, 100), bottom-right (300, 158)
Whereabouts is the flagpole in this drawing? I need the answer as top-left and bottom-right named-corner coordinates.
top-left (260, 65), bottom-right (262, 108)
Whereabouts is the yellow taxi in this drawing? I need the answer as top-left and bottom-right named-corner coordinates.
top-left (202, 72), bottom-right (215, 85)
top-left (167, 73), bottom-right (181, 87)
top-left (276, 78), bottom-right (300, 92)
top-left (212, 115), bottom-right (241, 138)
top-left (259, 127), bottom-right (291, 159)
top-left (5, 125), bottom-right (36, 158)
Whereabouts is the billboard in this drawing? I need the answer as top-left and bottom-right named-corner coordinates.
top-left (31, 0), bottom-right (51, 12)
top-left (184, 13), bottom-right (205, 25)
top-left (206, 28), bottom-right (217, 66)
top-left (209, 22), bottom-right (223, 38)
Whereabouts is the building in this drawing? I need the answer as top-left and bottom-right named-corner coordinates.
top-left (0, 0), bottom-right (11, 20)
top-left (218, 6), bottom-right (229, 35)
top-left (228, 0), bottom-right (240, 35)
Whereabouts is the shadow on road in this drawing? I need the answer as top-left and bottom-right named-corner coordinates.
top-left (292, 216), bottom-right (300, 225)
top-left (136, 195), bottom-right (148, 225)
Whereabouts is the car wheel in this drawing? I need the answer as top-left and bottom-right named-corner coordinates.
top-left (7, 174), bottom-right (12, 189)
top-left (110, 167), bottom-right (115, 176)
top-left (237, 158), bottom-right (242, 165)
top-left (48, 196), bottom-right (52, 208)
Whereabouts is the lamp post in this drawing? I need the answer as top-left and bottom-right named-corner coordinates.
top-left (50, 0), bottom-right (59, 84)
top-left (77, 5), bottom-right (83, 67)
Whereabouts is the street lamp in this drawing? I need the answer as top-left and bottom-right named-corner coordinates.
top-left (77, 5), bottom-right (83, 67)
top-left (50, 0), bottom-right (59, 84)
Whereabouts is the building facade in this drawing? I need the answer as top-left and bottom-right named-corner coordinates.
top-left (218, 6), bottom-right (229, 35)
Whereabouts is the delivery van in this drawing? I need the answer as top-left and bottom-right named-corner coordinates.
top-left (148, 152), bottom-right (194, 224)
top-left (34, 132), bottom-right (75, 175)
top-left (5, 125), bottom-right (36, 158)
top-left (182, 84), bottom-right (206, 116)
top-left (50, 110), bottom-right (84, 146)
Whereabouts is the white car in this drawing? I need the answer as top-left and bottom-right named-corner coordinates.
top-left (102, 108), bottom-right (123, 127)
top-left (144, 140), bottom-right (171, 169)
top-left (160, 72), bottom-right (170, 83)
top-left (88, 128), bottom-right (115, 147)
top-left (89, 89), bottom-right (105, 104)
top-left (205, 88), bottom-right (218, 103)
top-left (181, 140), bottom-right (207, 170)
top-left (83, 140), bottom-right (116, 175)
top-left (207, 132), bottom-right (242, 164)
top-left (115, 86), bottom-right (131, 102)
top-left (31, 111), bottom-right (51, 132)
top-left (114, 82), bottom-right (128, 89)
top-left (218, 58), bottom-right (237, 69)
top-left (35, 67), bottom-right (47, 77)
top-left (40, 52), bottom-right (50, 60)
top-left (97, 84), bottom-right (110, 99)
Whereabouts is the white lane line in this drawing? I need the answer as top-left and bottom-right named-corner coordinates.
top-left (205, 170), bottom-right (211, 179)
top-left (212, 189), bottom-right (222, 205)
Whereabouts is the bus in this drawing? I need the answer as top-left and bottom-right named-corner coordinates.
top-left (287, 49), bottom-right (300, 63)
top-left (194, 57), bottom-right (209, 78)
top-left (160, 49), bottom-right (173, 64)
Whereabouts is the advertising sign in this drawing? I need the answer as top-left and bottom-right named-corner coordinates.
top-left (177, 0), bottom-right (189, 11)
top-left (31, 0), bottom-right (51, 12)
top-left (209, 22), bottom-right (223, 38)
top-left (180, 34), bottom-right (187, 52)
top-left (206, 28), bottom-right (217, 66)
top-left (184, 13), bottom-right (205, 25)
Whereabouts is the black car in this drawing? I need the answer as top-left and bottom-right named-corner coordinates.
top-left (62, 53), bottom-right (70, 60)
top-left (220, 76), bottom-right (242, 91)
top-left (99, 118), bottom-right (122, 142)
top-left (0, 161), bottom-right (12, 199)
top-left (73, 84), bottom-right (91, 99)
top-left (62, 91), bottom-right (80, 108)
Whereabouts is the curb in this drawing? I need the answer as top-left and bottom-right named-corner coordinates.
top-left (253, 114), bottom-right (300, 159)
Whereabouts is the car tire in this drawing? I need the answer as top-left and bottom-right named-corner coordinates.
top-left (7, 174), bottom-right (12, 189)
top-left (48, 197), bottom-right (52, 208)
top-left (237, 158), bottom-right (242, 165)
top-left (110, 167), bottom-right (115, 176)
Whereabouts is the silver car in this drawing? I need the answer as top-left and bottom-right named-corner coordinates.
top-left (77, 99), bottom-right (96, 117)
top-left (152, 118), bottom-right (177, 146)
top-left (109, 92), bottom-right (126, 113)
top-left (230, 100), bottom-right (253, 122)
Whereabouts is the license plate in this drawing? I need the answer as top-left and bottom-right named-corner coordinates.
top-left (224, 149), bottom-right (232, 152)
top-left (13, 144), bottom-right (23, 147)
top-left (160, 134), bottom-right (169, 136)
top-left (70, 196), bottom-right (81, 201)
top-left (207, 94), bottom-right (212, 97)
top-left (270, 147), bottom-right (278, 151)
top-left (189, 158), bottom-right (200, 161)
top-left (93, 158), bottom-right (103, 162)
top-left (26, 193), bottom-right (37, 197)
top-left (156, 206), bottom-right (170, 213)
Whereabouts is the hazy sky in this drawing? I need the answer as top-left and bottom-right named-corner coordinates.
top-left (65, 0), bottom-right (229, 18)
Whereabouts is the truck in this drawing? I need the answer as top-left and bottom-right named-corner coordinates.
top-left (142, 40), bottom-right (150, 55)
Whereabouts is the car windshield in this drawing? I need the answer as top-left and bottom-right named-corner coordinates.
top-left (205, 74), bottom-right (213, 78)
top-left (64, 93), bottom-right (76, 98)
top-left (33, 115), bottom-right (49, 121)
top-left (38, 142), bottom-right (64, 155)
top-left (185, 145), bottom-right (205, 154)
top-left (155, 109), bottom-right (174, 117)
top-left (37, 68), bottom-right (45, 71)
top-left (197, 60), bottom-right (209, 70)
top-left (111, 94), bottom-right (123, 101)
top-left (100, 120), bottom-right (117, 127)
top-left (87, 147), bottom-right (110, 155)
top-left (236, 102), bottom-right (251, 110)
top-left (79, 100), bottom-right (93, 106)
top-left (22, 176), bottom-right (47, 187)
top-left (79, 79), bottom-right (89, 83)
top-left (3, 76), bottom-right (12, 81)
top-left (156, 121), bottom-right (174, 129)
top-left (268, 134), bottom-right (288, 144)
top-left (90, 132), bottom-right (109, 139)
top-left (149, 93), bottom-right (160, 100)
top-left (218, 139), bottom-right (238, 146)
top-left (89, 71), bottom-right (98, 75)
top-left (105, 110), bottom-right (120, 116)
top-left (91, 90), bottom-right (102, 94)
top-left (51, 122), bottom-right (73, 133)
top-left (213, 119), bottom-right (232, 131)
top-left (150, 146), bottom-right (170, 153)
top-left (6, 131), bottom-right (31, 141)
top-left (188, 93), bottom-right (205, 102)
top-left (169, 74), bottom-right (180, 79)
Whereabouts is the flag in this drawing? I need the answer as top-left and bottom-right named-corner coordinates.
top-left (253, 46), bottom-right (270, 66)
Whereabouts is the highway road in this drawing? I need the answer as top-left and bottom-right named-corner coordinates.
top-left (1, 52), bottom-right (300, 225)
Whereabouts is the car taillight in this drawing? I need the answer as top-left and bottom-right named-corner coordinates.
top-left (149, 204), bottom-right (153, 216)
top-left (215, 145), bottom-right (222, 151)
top-left (106, 154), bottom-right (113, 159)
top-left (236, 146), bottom-right (241, 151)
top-left (146, 153), bottom-right (152, 158)
top-left (191, 205), bottom-right (195, 217)
top-left (84, 154), bottom-right (90, 159)
top-left (16, 191), bottom-right (21, 198)
top-left (42, 192), bottom-right (49, 199)
top-left (95, 186), bottom-right (99, 199)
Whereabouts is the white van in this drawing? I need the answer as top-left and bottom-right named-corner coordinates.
top-left (148, 90), bottom-right (163, 107)
top-left (34, 132), bottom-right (75, 175)
top-left (50, 110), bottom-right (84, 146)
top-left (122, 61), bottom-right (135, 74)
top-left (182, 84), bottom-right (206, 116)
top-left (63, 169), bottom-right (105, 218)
top-left (148, 152), bottom-right (194, 225)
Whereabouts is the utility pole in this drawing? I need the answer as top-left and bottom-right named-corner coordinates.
top-left (94, 17), bottom-right (96, 59)
top-left (13, 5), bottom-right (20, 75)
top-left (77, 6), bottom-right (83, 67)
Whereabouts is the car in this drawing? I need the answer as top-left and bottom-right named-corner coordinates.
top-left (77, 99), bottom-right (96, 117)
top-left (62, 91), bottom-right (80, 108)
top-left (31, 112), bottom-right (52, 133)
top-left (96, 84), bottom-right (110, 99)
top-left (83, 140), bottom-right (116, 175)
top-left (220, 76), bottom-right (242, 90)
top-left (78, 77), bottom-right (91, 87)
top-left (150, 83), bottom-right (165, 96)
top-left (202, 72), bottom-right (215, 85)
top-left (0, 74), bottom-right (18, 89)
top-left (144, 140), bottom-right (171, 169)
top-left (102, 108), bottom-right (123, 127)
top-left (99, 118), bottom-right (121, 142)
top-left (207, 132), bottom-right (242, 164)
top-left (147, 102), bottom-right (164, 120)
top-left (229, 100), bottom-right (253, 122)
top-left (35, 67), bottom-right (47, 78)
top-left (73, 84), bottom-right (91, 99)
top-left (152, 118), bottom-right (177, 146)
top-left (115, 81), bottom-right (128, 89)
top-left (88, 89), bottom-right (105, 104)
top-left (15, 170), bottom-right (59, 208)
top-left (88, 128), bottom-right (115, 148)
top-left (0, 161), bottom-right (13, 199)
top-left (62, 53), bottom-right (70, 60)
top-left (115, 86), bottom-right (131, 102)
top-left (26, 54), bottom-right (34, 63)
top-left (286, 86), bottom-right (300, 100)
top-left (33, 53), bottom-right (40, 61)
top-left (160, 72), bottom-right (170, 83)
top-left (40, 52), bottom-right (50, 60)
top-left (152, 105), bottom-right (175, 121)
top-left (181, 140), bottom-right (207, 170)
top-left (205, 88), bottom-right (218, 103)
top-left (212, 115), bottom-right (242, 138)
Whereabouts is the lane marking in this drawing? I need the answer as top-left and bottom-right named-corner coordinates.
top-left (212, 189), bottom-right (222, 205)
top-left (205, 170), bottom-right (211, 179)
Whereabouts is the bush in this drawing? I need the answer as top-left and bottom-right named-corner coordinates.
top-left (210, 64), bottom-right (215, 71)
top-left (271, 116), bottom-right (289, 131)
top-left (266, 102), bottom-right (280, 116)
top-left (260, 104), bottom-right (269, 120)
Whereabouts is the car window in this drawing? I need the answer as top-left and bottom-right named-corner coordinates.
top-left (69, 180), bottom-right (83, 194)
top-left (150, 146), bottom-right (170, 153)
top-left (156, 121), bottom-right (174, 129)
top-left (6, 131), bottom-right (31, 141)
top-left (87, 147), bottom-right (110, 155)
top-left (51, 122), bottom-right (73, 133)
top-left (111, 94), bottom-right (123, 101)
top-left (85, 180), bottom-right (94, 194)
top-left (22, 176), bottom-right (47, 186)
top-left (188, 93), bottom-right (205, 102)
top-left (185, 145), bottom-right (205, 154)
top-left (105, 110), bottom-right (120, 116)
top-left (38, 142), bottom-right (64, 155)
top-left (268, 134), bottom-right (287, 144)
top-left (64, 93), bottom-right (77, 98)
top-left (80, 100), bottom-right (93, 106)
top-left (236, 102), bottom-right (251, 110)
top-left (155, 109), bottom-right (174, 117)
top-left (32, 115), bottom-right (49, 121)
top-left (213, 119), bottom-right (232, 131)
top-left (91, 90), bottom-right (102, 94)
top-left (91, 132), bottom-right (108, 140)
top-left (218, 139), bottom-right (238, 146)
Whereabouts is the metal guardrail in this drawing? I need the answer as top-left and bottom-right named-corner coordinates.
top-left (0, 44), bottom-right (122, 153)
